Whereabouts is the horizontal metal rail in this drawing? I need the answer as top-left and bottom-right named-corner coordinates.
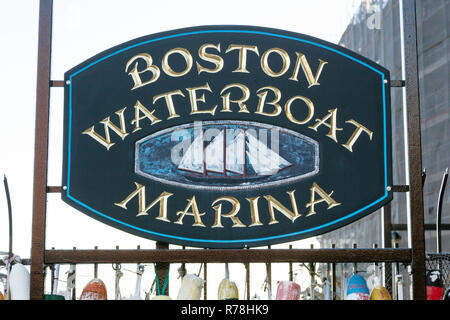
top-left (44, 248), bottom-right (412, 264)
top-left (392, 224), bottom-right (450, 231)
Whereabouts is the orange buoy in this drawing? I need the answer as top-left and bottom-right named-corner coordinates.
top-left (80, 278), bottom-right (107, 300)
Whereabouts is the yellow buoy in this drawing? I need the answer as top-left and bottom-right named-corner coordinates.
top-left (218, 278), bottom-right (239, 300)
top-left (370, 286), bottom-right (392, 300)
top-left (152, 295), bottom-right (172, 300)
top-left (218, 263), bottom-right (239, 300)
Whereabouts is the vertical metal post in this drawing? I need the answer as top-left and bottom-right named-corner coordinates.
top-left (266, 245), bottom-right (272, 299)
top-left (155, 242), bottom-right (170, 296)
top-left (203, 259), bottom-right (207, 300)
top-left (399, 0), bottom-right (426, 300)
top-left (382, 203), bottom-right (393, 295)
top-left (30, 0), bottom-right (53, 300)
top-left (331, 244), bottom-right (336, 300)
top-left (288, 245), bottom-right (293, 281)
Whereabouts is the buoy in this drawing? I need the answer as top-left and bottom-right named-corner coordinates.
top-left (80, 278), bottom-right (107, 300)
top-left (9, 263), bottom-right (30, 300)
top-left (426, 269), bottom-right (444, 300)
top-left (177, 274), bottom-right (204, 300)
top-left (368, 271), bottom-right (392, 300)
top-left (275, 281), bottom-right (301, 300)
top-left (370, 285), bottom-right (392, 300)
top-left (218, 278), bottom-right (239, 300)
top-left (345, 274), bottom-right (369, 300)
top-left (151, 295), bottom-right (172, 300)
top-left (0, 291), bottom-right (4, 300)
top-left (218, 263), bottom-right (239, 300)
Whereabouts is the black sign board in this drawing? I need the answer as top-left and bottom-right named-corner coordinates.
top-left (62, 25), bottom-right (392, 248)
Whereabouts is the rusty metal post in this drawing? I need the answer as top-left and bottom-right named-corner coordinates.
top-left (30, 0), bottom-right (53, 300)
top-left (399, 0), bottom-right (426, 299)
top-left (382, 203), bottom-right (393, 295)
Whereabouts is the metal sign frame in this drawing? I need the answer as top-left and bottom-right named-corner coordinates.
top-left (29, 0), bottom-right (426, 299)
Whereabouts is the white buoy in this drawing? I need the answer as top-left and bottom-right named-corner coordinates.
top-left (9, 263), bottom-right (30, 300)
top-left (177, 274), bottom-right (204, 300)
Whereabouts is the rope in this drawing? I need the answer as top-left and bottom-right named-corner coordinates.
top-left (153, 264), bottom-right (170, 296)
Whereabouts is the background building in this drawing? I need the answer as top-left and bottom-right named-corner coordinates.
top-left (316, 0), bottom-right (450, 299)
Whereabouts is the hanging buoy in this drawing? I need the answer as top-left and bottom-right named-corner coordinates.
top-left (275, 281), bottom-right (301, 300)
top-left (218, 263), bottom-right (239, 300)
top-left (151, 295), bottom-right (172, 300)
top-left (177, 274), bottom-right (204, 300)
top-left (369, 277), bottom-right (391, 300)
top-left (345, 274), bottom-right (369, 300)
top-left (367, 262), bottom-right (391, 300)
top-left (370, 285), bottom-right (392, 300)
top-left (218, 278), bottom-right (239, 300)
top-left (80, 278), bottom-right (107, 300)
top-left (426, 269), bottom-right (444, 300)
top-left (9, 263), bottom-right (30, 300)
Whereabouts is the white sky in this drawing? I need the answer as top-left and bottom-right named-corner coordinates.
top-left (0, 0), bottom-right (363, 300)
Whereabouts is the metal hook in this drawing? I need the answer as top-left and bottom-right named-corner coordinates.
top-left (112, 263), bottom-right (122, 271)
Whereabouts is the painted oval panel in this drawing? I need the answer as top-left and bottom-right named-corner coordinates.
top-left (135, 121), bottom-right (319, 190)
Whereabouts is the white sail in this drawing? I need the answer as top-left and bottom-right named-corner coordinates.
top-left (226, 130), bottom-right (245, 174)
top-left (205, 130), bottom-right (224, 173)
top-left (178, 133), bottom-right (204, 174)
top-left (246, 133), bottom-right (290, 175)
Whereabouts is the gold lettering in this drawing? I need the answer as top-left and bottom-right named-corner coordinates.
top-left (175, 196), bottom-right (206, 227)
top-left (341, 119), bottom-right (374, 152)
top-left (225, 44), bottom-right (259, 73)
top-left (131, 100), bottom-right (162, 133)
top-left (82, 107), bottom-right (128, 150)
top-left (264, 190), bottom-right (301, 224)
top-left (187, 82), bottom-right (217, 115)
top-left (284, 95), bottom-right (315, 125)
top-left (114, 182), bottom-right (172, 222)
top-left (211, 196), bottom-right (245, 228)
top-left (162, 48), bottom-right (193, 77)
top-left (289, 52), bottom-right (328, 88)
top-left (125, 53), bottom-right (160, 90)
top-left (196, 43), bottom-right (224, 74)
top-left (255, 86), bottom-right (282, 117)
top-left (261, 48), bottom-right (290, 77)
top-left (246, 197), bottom-right (263, 227)
top-left (308, 108), bottom-right (343, 142)
top-left (220, 83), bottom-right (250, 113)
top-left (153, 89), bottom-right (185, 119)
top-left (305, 182), bottom-right (341, 216)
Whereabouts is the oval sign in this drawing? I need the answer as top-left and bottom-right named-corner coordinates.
top-left (62, 25), bottom-right (392, 248)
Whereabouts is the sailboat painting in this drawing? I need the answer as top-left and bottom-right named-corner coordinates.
top-left (135, 121), bottom-right (319, 191)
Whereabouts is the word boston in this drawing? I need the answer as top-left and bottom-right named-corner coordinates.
top-left (62, 25), bottom-right (392, 248)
